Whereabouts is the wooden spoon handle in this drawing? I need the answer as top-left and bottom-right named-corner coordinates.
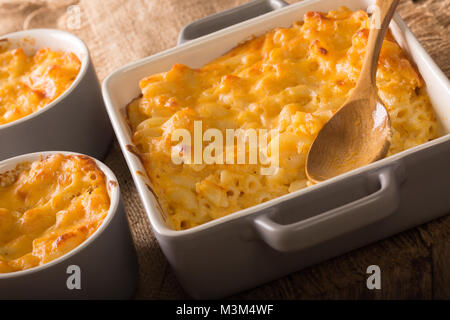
top-left (356, 0), bottom-right (400, 89)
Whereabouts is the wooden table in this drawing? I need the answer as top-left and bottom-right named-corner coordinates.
top-left (1, 0), bottom-right (449, 299)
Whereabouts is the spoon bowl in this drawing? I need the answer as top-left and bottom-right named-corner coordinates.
top-left (306, 94), bottom-right (391, 183)
top-left (306, 0), bottom-right (398, 183)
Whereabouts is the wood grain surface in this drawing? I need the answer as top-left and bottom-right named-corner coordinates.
top-left (1, 0), bottom-right (449, 299)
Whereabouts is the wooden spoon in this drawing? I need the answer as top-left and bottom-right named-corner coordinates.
top-left (306, 0), bottom-right (399, 183)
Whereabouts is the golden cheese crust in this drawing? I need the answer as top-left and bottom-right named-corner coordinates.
top-left (0, 154), bottom-right (110, 273)
top-left (0, 45), bottom-right (81, 125)
top-left (127, 7), bottom-right (438, 230)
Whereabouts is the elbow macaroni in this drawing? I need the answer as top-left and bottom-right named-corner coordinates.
top-left (0, 45), bottom-right (81, 125)
top-left (0, 154), bottom-right (110, 273)
top-left (127, 7), bottom-right (439, 230)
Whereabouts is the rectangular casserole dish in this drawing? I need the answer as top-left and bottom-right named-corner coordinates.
top-left (102, 0), bottom-right (450, 299)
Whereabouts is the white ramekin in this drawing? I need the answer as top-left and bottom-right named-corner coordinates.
top-left (0, 151), bottom-right (138, 299)
top-left (0, 29), bottom-right (113, 161)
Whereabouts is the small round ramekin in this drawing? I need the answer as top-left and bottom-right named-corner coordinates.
top-left (0, 151), bottom-right (138, 299)
top-left (0, 29), bottom-right (113, 161)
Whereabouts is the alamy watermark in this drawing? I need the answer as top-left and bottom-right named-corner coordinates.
top-left (366, 265), bottom-right (381, 290)
top-left (171, 121), bottom-right (280, 176)
top-left (66, 5), bottom-right (81, 30)
top-left (66, 265), bottom-right (81, 290)
top-left (367, 4), bottom-right (382, 30)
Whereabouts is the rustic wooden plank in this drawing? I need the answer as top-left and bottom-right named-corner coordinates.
top-left (431, 239), bottom-right (450, 299)
top-left (418, 215), bottom-right (450, 299)
top-left (231, 227), bottom-right (433, 299)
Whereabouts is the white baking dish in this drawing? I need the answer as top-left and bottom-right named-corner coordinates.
top-left (0, 29), bottom-right (113, 161)
top-left (0, 151), bottom-right (138, 299)
top-left (102, 0), bottom-right (450, 298)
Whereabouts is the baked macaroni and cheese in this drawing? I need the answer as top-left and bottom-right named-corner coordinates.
top-left (127, 6), bottom-right (438, 230)
top-left (0, 45), bottom-right (81, 125)
top-left (0, 154), bottom-right (110, 273)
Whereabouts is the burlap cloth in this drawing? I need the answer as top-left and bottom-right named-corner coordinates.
top-left (1, 0), bottom-right (449, 299)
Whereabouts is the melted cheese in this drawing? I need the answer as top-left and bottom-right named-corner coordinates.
top-left (0, 46), bottom-right (81, 125)
top-left (127, 7), bottom-right (438, 230)
top-left (0, 154), bottom-right (110, 273)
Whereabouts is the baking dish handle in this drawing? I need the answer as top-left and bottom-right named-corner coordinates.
top-left (178, 0), bottom-right (289, 44)
top-left (254, 167), bottom-right (400, 252)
